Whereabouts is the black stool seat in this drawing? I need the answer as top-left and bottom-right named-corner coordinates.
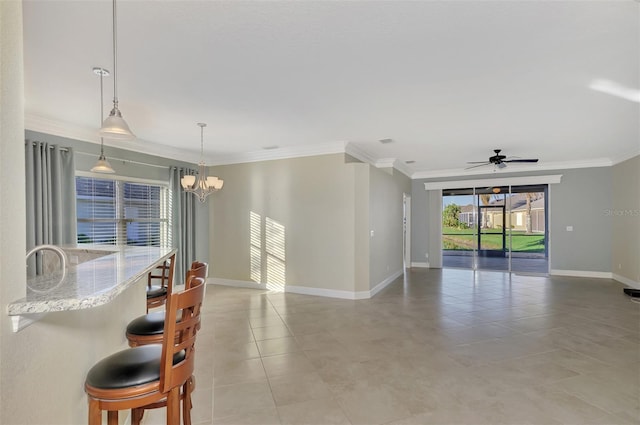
top-left (147, 285), bottom-right (167, 299)
top-left (126, 311), bottom-right (165, 336)
top-left (127, 311), bottom-right (184, 337)
top-left (86, 345), bottom-right (186, 390)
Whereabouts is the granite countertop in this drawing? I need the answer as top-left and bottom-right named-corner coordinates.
top-left (8, 245), bottom-right (177, 316)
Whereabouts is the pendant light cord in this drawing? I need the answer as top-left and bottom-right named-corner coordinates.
top-left (198, 123), bottom-right (207, 160)
top-left (200, 125), bottom-right (204, 158)
top-left (99, 71), bottom-right (105, 156)
top-left (112, 0), bottom-right (119, 109)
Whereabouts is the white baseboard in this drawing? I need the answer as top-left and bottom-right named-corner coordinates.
top-left (411, 262), bottom-right (429, 268)
top-left (209, 277), bottom-right (267, 290)
top-left (612, 273), bottom-right (640, 289)
top-left (549, 269), bottom-right (613, 279)
top-left (208, 270), bottom-right (404, 300)
top-left (284, 285), bottom-right (368, 300)
top-left (370, 269), bottom-right (403, 297)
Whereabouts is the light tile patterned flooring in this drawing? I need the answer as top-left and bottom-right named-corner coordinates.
top-left (146, 268), bottom-right (640, 424)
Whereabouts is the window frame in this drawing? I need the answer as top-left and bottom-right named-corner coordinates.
top-left (75, 171), bottom-right (171, 247)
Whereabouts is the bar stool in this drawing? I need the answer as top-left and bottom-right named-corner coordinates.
top-left (126, 261), bottom-right (208, 347)
top-left (85, 276), bottom-right (205, 425)
top-left (147, 257), bottom-right (175, 313)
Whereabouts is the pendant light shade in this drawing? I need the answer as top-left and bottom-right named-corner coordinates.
top-left (99, 0), bottom-right (135, 140)
top-left (91, 154), bottom-right (115, 173)
top-left (100, 109), bottom-right (135, 140)
top-left (91, 67), bottom-right (115, 174)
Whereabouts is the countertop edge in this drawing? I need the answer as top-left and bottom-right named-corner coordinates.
top-left (7, 248), bottom-right (177, 316)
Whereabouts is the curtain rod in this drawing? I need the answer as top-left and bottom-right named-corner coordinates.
top-left (27, 141), bottom-right (70, 152)
top-left (28, 142), bottom-right (190, 170)
top-left (76, 150), bottom-right (170, 169)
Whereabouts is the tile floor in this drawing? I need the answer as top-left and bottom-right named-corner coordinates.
top-left (146, 268), bottom-right (640, 424)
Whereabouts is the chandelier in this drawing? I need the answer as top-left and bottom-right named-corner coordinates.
top-left (181, 123), bottom-right (224, 202)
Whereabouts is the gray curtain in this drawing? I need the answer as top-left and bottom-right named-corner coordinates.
top-left (25, 140), bottom-right (77, 273)
top-left (169, 167), bottom-right (197, 284)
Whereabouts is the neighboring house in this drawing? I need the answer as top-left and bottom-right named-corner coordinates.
top-left (454, 193), bottom-right (545, 233)
top-left (510, 196), bottom-right (545, 233)
top-left (458, 204), bottom-right (476, 228)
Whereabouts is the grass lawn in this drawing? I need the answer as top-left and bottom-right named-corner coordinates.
top-left (442, 226), bottom-right (545, 252)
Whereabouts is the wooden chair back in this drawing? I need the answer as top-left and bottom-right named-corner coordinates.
top-left (185, 261), bottom-right (208, 288)
top-left (160, 275), bottom-right (205, 395)
top-left (146, 254), bottom-right (175, 312)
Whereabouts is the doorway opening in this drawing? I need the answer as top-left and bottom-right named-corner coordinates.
top-left (441, 185), bottom-right (548, 273)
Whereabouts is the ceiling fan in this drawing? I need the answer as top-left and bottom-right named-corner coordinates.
top-left (466, 149), bottom-right (539, 170)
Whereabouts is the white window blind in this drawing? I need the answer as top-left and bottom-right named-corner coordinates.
top-left (76, 176), bottom-right (169, 247)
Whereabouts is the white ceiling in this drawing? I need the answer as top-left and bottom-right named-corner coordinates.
top-left (23, 0), bottom-right (640, 178)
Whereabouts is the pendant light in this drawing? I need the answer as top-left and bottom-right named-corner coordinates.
top-left (181, 123), bottom-right (224, 203)
top-left (91, 67), bottom-right (115, 173)
top-left (99, 0), bottom-right (135, 140)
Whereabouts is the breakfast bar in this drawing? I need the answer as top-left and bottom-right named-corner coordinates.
top-left (8, 245), bottom-right (176, 331)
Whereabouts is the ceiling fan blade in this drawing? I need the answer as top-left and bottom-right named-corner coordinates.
top-left (466, 161), bottom-right (491, 164)
top-left (503, 159), bottom-right (538, 163)
top-left (464, 163), bottom-right (491, 170)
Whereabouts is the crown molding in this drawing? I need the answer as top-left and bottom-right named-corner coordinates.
top-left (374, 158), bottom-right (396, 168)
top-left (26, 114), bottom-right (98, 145)
top-left (610, 149), bottom-right (640, 165)
top-left (208, 141), bottom-right (347, 166)
top-left (390, 160), bottom-right (413, 178)
top-left (372, 158), bottom-right (413, 178)
top-left (344, 142), bottom-right (378, 164)
top-left (28, 114), bottom-right (630, 178)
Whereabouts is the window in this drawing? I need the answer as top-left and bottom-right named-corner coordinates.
top-left (76, 176), bottom-right (170, 246)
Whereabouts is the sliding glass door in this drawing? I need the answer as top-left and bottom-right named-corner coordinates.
top-left (442, 185), bottom-right (548, 274)
top-left (442, 190), bottom-right (476, 269)
top-left (508, 185), bottom-right (548, 274)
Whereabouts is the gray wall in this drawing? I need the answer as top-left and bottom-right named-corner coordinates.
top-left (208, 153), bottom-right (366, 293)
top-left (25, 130), bottom-right (210, 264)
top-left (411, 166), bottom-right (616, 274)
top-left (549, 167), bottom-right (612, 272)
top-left (369, 167), bottom-right (411, 288)
top-left (410, 179), bottom-right (430, 266)
top-left (611, 155), bottom-right (640, 284)
top-left (208, 153), bottom-right (409, 294)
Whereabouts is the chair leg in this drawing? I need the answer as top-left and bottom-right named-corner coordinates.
top-left (131, 408), bottom-right (144, 425)
top-left (88, 398), bottom-right (101, 425)
top-left (166, 387), bottom-right (180, 425)
top-left (107, 411), bottom-right (118, 425)
top-left (182, 377), bottom-right (194, 425)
